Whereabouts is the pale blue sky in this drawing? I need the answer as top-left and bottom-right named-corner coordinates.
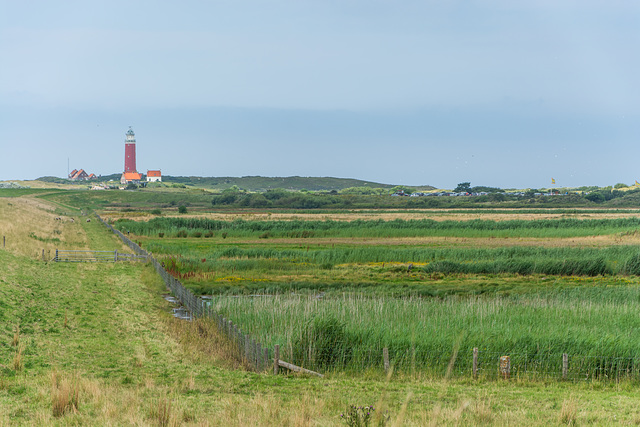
top-left (1, 1), bottom-right (639, 188)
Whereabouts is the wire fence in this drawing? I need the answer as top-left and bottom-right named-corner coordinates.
top-left (277, 346), bottom-right (640, 381)
top-left (53, 249), bottom-right (148, 262)
top-left (96, 213), bottom-right (271, 372)
top-left (96, 213), bottom-right (640, 381)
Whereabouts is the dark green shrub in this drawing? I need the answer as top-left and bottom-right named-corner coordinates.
top-left (176, 230), bottom-right (188, 238)
top-left (192, 231), bottom-right (202, 238)
top-left (423, 261), bottom-right (467, 274)
top-left (204, 231), bottom-right (214, 238)
top-left (178, 205), bottom-right (187, 214)
top-left (158, 232), bottom-right (164, 238)
top-left (622, 254), bottom-right (640, 275)
top-left (150, 209), bottom-right (162, 215)
top-left (293, 316), bottom-right (354, 370)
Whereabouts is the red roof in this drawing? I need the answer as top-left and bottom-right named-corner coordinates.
top-left (147, 170), bottom-right (161, 177)
top-left (122, 172), bottom-right (142, 180)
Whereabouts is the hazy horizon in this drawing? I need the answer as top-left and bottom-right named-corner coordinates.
top-left (2, 1), bottom-right (639, 188)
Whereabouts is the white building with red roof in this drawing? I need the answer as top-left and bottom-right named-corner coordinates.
top-left (147, 170), bottom-right (162, 182)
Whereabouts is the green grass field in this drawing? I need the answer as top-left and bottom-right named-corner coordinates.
top-left (5, 192), bottom-right (640, 424)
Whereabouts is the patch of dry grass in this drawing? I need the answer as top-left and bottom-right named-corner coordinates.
top-left (559, 397), bottom-right (578, 425)
top-left (51, 370), bottom-right (80, 417)
top-left (0, 197), bottom-right (88, 258)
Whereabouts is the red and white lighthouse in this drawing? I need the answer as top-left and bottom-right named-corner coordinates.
top-left (124, 127), bottom-right (137, 173)
top-left (121, 127), bottom-right (143, 185)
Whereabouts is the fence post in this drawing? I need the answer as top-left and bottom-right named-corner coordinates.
top-left (42, 249), bottom-right (45, 261)
top-left (244, 335), bottom-right (250, 364)
top-left (55, 249), bottom-right (58, 261)
top-left (562, 353), bottom-right (568, 380)
top-left (256, 341), bottom-right (262, 371)
top-left (383, 347), bottom-right (390, 373)
top-left (114, 250), bottom-right (118, 262)
top-left (3, 235), bottom-right (4, 248)
top-left (274, 344), bottom-right (280, 375)
top-left (473, 347), bottom-right (478, 379)
top-left (499, 356), bottom-right (510, 380)
top-left (264, 347), bottom-right (269, 372)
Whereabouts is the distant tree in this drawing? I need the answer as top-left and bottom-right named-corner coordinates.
top-left (126, 182), bottom-right (138, 190)
top-left (454, 182), bottom-right (471, 193)
top-left (223, 185), bottom-right (244, 193)
top-left (614, 183), bottom-right (628, 189)
top-left (488, 193), bottom-right (506, 202)
top-left (212, 193), bottom-right (240, 205)
top-left (585, 192), bottom-right (605, 203)
top-left (178, 205), bottom-right (187, 214)
top-left (524, 189), bottom-right (539, 198)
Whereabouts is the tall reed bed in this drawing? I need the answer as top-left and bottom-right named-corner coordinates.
top-left (146, 242), bottom-right (639, 277)
top-left (209, 287), bottom-right (640, 376)
top-left (115, 217), bottom-right (640, 239)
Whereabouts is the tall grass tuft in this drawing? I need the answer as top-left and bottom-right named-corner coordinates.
top-left (12, 342), bottom-right (24, 371)
top-left (294, 316), bottom-right (354, 370)
top-left (51, 370), bottom-right (80, 417)
top-left (559, 398), bottom-right (577, 425)
top-left (621, 254), bottom-right (640, 276)
top-left (11, 325), bottom-right (19, 347)
top-left (150, 398), bottom-right (172, 427)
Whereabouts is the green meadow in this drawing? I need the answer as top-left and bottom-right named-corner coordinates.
top-left (107, 212), bottom-right (640, 380)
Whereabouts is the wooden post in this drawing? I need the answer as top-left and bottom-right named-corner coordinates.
top-left (274, 345), bottom-right (280, 375)
top-left (3, 235), bottom-right (5, 248)
top-left (256, 341), bottom-right (262, 371)
top-left (499, 356), bottom-right (510, 380)
top-left (264, 348), bottom-right (269, 372)
top-left (114, 250), bottom-right (118, 262)
top-left (55, 249), bottom-right (58, 261)
top-left (562, 353), bottom-right (568, 380)
top-left (244, 335), bottom-right (250, 364)
top-left (383, 347), bottom-right (390, 373)
top-left (42, 249), bottom-right (45, 261)
top-left (473, 347), bottom-right (478, 379)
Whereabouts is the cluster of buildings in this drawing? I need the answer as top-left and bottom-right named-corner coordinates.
top-left (74, 127), bottom-right (162, 188)
top-left (68, 169), bottom-right (96, 181)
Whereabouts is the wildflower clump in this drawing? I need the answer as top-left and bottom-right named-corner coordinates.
top-left (340, 404), bottom-right (389, 426)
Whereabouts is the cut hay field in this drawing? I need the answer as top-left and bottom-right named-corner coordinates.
top-left (103, 207), bottom-right (640, 223)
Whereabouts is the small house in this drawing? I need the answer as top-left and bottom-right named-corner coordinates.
top-left (146, 170), bottom-right (162, 182)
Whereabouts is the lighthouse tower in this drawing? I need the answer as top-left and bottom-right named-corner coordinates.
top-left (124, 127), bottom-right (137, 173)
top-left (121, 127), bottom-right (143, 185)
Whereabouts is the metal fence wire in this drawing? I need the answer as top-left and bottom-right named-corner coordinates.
top-left (53, 249), bottom-right (148, 262)
top-left (96, 213), bottom-right (270, 372)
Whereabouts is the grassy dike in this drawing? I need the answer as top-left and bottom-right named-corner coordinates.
top-left (1, 202), bottom-right (640, 424)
